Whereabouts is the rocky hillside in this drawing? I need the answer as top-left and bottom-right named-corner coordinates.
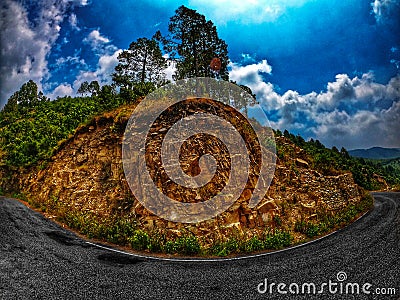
top-left (0, 103), bottom-right (372, 256)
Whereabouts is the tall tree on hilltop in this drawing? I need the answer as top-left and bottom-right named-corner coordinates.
top-left (112, 37), bottom-right (167, 94)
top-left (2, 80), bottom-right (47, 114)
top-left (160, 5), bottom-right (229, 80)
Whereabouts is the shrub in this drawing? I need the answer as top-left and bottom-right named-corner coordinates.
top-left (294, 220), bottom-right (320, 238)
top-left (174, 236), bottom-right (201, 255)
top-left (243, 236), bottom-right (264, 252)
top-left (263, 230), bottom-right (293, 249)
top-left (129, 230), bottom-right (150, 251)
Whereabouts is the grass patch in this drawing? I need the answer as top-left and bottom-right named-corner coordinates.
top-left (8, 188), bottom-right (373, 257)
top-left (295, 191), bottom-right (373, 238)
top-left (209, 229), bottom-right (293, 257)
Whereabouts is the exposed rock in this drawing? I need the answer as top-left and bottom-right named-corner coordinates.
top-left (0, 102), bottom-right (365, 247)
top-left (295, 158), bottom-right (309, 168)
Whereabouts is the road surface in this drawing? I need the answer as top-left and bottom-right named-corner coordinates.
top-left (0, 193), bottom-right (399, 299)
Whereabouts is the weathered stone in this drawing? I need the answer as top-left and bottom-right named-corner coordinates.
top-left (257, 199), bottom-right (278, 213)
top-left (2, 103), bottom-right (365, 251)
top-left (295, 158), bottom-right (309, 168)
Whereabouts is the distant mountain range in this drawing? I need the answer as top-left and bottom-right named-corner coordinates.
top-left (349, 147), bottom-right (400, 159)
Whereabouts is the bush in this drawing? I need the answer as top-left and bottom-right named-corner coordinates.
top-left (174, 236), bottom-right (201, 255)
top-left (129, 230), bottom-right (150, 251)
top-left (163, 235), bottom-right (201, 255)
top-left (243, 236), bottom-right (264, 252)
top-left (263, 230), bottom-right (293, 249)
top-left (294, 220), bottom-right (320, 238)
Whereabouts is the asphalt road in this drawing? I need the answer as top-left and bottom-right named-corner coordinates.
top-left (0, 193), bottom-right (399, 300)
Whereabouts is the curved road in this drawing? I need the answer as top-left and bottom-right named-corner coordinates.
top-left (0, 193), bottom-right (399, 299)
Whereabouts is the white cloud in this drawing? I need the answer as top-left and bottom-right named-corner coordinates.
top-left (189, 0), bottom-right (310, 24)
top-left (229, 60), bottom-right (400, 149)
top-left (229, 60), bottom-right (282, 109)
top-left (162, 54), bottom-right (177, 81)
top-left (85, 30), bottom-right (110, 44)
top-left (75, 0), bottom-right (89, 5)
top-left (69, 13), bottom-right (80, 31)
top-left (72, 49), bottom-right (122, 92)
top-left (371, 0), bottom-right (400, 23)
top-left (83, 29), bottom-right (118, 56)
top-left (47, 83), bottom-right (74, 99)
top-left (0, 0), bottom-right (90, 108)
top-left (229, 60), bottom-right (272, 85)
top-left (48, 49), bottom-right (122, 99)
top-left (0, 0), bottom-right (47, 106)
top-left (55, 55), bottom-right (86, 67)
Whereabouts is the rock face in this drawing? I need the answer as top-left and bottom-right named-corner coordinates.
top-left (1, 103), bottom-right (363, 246)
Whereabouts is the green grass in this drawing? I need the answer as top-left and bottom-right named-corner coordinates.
top-left (209, 229), bottom-right (293, 257)
top-left (295, 191), bottom-right (373, 238)
top-left (8, 189), bottom-right (373, 257)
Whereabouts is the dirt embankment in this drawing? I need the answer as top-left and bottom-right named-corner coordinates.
top-left (0, 103), bottom-right (365, 247)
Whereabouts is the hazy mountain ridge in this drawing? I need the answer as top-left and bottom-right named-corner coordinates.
top-left (349, 147), bottom-right (400, 159)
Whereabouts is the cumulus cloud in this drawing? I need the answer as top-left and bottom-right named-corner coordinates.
top-left (71, 49), bottom-right (122, 93)
top-left (229, 60), bottom-right (272, 85)
top-left (230, 61), bottom-right (400, 149)
top-left (0, 0), bottom-right (88, 108)
top-left (85, 30), bottom-right (110, 45)
top-left (229, 60), bottom-right (283, 109)
top-left (83, 29), bottom-right (118, 56)
top-left (47, 83), bottom-right (74, 99)
top-left (189, 0), bottom-right (309, 24)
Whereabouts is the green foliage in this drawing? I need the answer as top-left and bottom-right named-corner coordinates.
top-left (281, 129), bottom-right (400, 190)
top-left (0, 81), bottom-right (124, 167)
top-left (210, 238), bottom-right (241, 256)
top-left (243, 236), bottom-right (264, 252)
top-left (166, 235), bottom-right (201, 255)
top-left (263, 230), bottom-right (293, 249)
top-left (295, 191), bottom-right (373, 238)
top-left (112, 37), bottom-right (167, 91)
top-left (78, 80), bottom-right (100, 96)
top-left (294, 220), bottom-right (321, 238)
top-left (209, 230), bottom-right (293, 257)
top-left (129, 230), bottom-right (150, 251)
top-left (160, 5), bottom-right (229, 80)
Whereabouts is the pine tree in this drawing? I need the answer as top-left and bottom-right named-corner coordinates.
top-left (112, 37), bottom-right (167, 91)
top-left (162, 5), bottom-right (229, 80)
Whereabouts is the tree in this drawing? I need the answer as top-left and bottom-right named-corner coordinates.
top-left (5, 80), bottom-right (46, 109)
top-left (112, 37), bottom-right (167, 92)
top-left (340, 147), bottom-right (350, 159)
top-left (78, 81), bottom-right (89, 96)
top-left (161, 5), bottom-right (229, 80)
top-left (88, 81), bottom-right (100, 96)
top-left (78, 80), bottom-right (100, 96)
top-left (2, 80), bottom-right (48, 116)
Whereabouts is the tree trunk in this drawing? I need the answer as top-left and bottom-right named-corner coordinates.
top-left (141, 48), bottom-right (148, 83)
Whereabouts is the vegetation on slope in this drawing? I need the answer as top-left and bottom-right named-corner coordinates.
top-left (275, 129), bottom-right (400, 190)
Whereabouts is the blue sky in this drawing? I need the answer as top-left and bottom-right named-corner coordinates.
top-left (1, 0), bottom-right (399, 149)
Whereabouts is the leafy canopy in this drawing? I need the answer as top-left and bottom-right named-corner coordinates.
top-left (112, 37), bottom-right (167, 98)
top-left (159, 5), bottom-right (229, 81)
